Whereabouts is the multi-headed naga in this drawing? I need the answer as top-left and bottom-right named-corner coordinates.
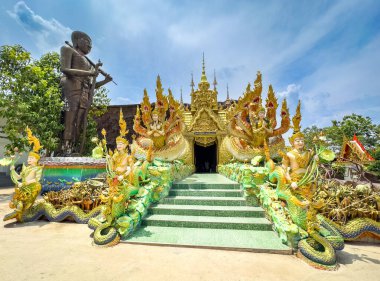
top-left (223, 71), bottom-right (292, 160)
top-left (131, 76), bottom-right (190, 161)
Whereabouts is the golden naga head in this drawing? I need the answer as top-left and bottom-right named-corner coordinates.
top-left (26, 127), bottom-right (42, 161)
top-left (289, 100), bottom-right (304, 144)
top-left (151, 107), bottom-right (160, 118)
top-left (155, 75), bottom-right (169, 118)
top-left (168, 88), bottom-right (180, 112)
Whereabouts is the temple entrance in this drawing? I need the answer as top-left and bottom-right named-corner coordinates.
top-left (194, 143), bottom-right (217, 173)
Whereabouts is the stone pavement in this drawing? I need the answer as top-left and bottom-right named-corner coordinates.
top-left (0, 186), bottom-right (379, 281)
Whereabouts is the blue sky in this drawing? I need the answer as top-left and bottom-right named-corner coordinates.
top-left (1, 0), bottom-right (380, 128)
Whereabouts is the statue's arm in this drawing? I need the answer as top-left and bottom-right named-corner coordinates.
top-left (281, 153), bottom-right (292, 183)
top-left (10, 166), bottom-right (21, 181)
top-left (60, 46), bottom-right (94, 77)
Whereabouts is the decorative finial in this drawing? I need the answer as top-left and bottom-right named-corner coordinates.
top-left (190, 72), bottom-right (195, 92)
top-left (202, 52), bottom-right (205, 73)
top-left (213, 69), bottom-right (217, 91)
top-left (180, 87), bottom-right (183, 104)
top-left (226, 84), bottom-right (230, 100)
top-left (201, 53), bottom-right (208, 83)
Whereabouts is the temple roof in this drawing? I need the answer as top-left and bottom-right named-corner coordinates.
top-left (338, 134), bottom-right (375, 163)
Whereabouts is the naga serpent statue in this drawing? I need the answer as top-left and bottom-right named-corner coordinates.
top-left (219, 100), bottom-right (380, 270)
top-left (266, 110), bottom-right (380, 270)
top-left (88, 109), bottom-right (152, 246)
top-left (222, 71), bottom-right (292, 161)
top-left (131, 76), bottom-right (191, 162)
top-left (3, 127), bottom-right (103, 223)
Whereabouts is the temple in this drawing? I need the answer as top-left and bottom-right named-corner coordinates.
top-left (116, 56), bottom-right (294, 173)
top-left (3, 55), bottom-right (379, 273)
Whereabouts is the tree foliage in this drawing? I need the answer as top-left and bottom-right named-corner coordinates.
top-left (82, 87), bottom-right (111, 155)
top-left (302, 125), bottom-right (324, 149)
top-left (0, 45), bottom-right (63, 153)
top-left (324, 114), bottom-right (380, 150)
top-left (303, 114), bottom-right (380, 152)
top-left (368, 147), bottom-right (380, 175)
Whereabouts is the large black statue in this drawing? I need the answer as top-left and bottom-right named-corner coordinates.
top-left (60, 31), bottom-right (113, 154)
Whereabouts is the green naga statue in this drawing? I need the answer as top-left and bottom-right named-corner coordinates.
top-left (89, 109), bottom-right (152, 246)
top-left (268, 102), bottom-right (343, 269)
top-left (4, 127), bottom-right (43, 222)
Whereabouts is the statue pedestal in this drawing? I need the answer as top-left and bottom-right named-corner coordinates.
top-left (40, 157), bottom-right (106, 193)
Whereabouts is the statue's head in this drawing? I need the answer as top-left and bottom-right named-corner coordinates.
top-left (72, 31), bottom-right (92, 55)
top-left (289, 132), bottom-right (305, 150)
top-left (116, 138), bottom-right (128, 152)
top-left (152, 108), bottom-right (159, 121)
top-left (258, 107), bottom-right (266, 118)
top-left (27, 152), bottom-right (40, 165)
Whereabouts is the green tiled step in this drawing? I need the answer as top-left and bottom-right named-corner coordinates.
top-left (161, 196), bottom-right (252, 206)
top-left (172, 173), bottom-right (240, 190)
top-left (148, 204), bottom-right (265, 217)
top-left (125, 226), bottom-right (292, 254)
top-left (142, 214), bottom-right (272, 230)
top-left (169, 189), bottom-right (242, 197)
top-left (172, 183), bottom-right (240, 190)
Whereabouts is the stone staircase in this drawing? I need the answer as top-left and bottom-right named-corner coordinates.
top-left (125, 173), bottom-right (291, 254)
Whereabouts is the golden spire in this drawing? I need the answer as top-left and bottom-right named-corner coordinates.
top-left (213, 69), bottom-right (217, 91)
top-left (198, 53), bottom-right (210, 90)
top-left (190, 72), bottom-right (195, 92)
top-left (201, 52), bottom-right (208, 83)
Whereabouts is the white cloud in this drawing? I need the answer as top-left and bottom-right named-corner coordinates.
top-left (116, 96), bottom-right (135, 104)
top-left (7, 0), bottom-right (377, 129)
top-left (277, 84), bottom-right (301, 98)
top-left (7, 1), bottom-right (72, 53)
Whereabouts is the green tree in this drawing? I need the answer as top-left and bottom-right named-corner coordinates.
top-left (302, 125), bottom-right (324, 149)
top-left (0, 45), bottom-right (111, 155)
top-left (324, 114), bottom-right (380, 150)
top-left (0, 45), bottom-right (63, 153)
top-left (82, 87), bottom-right (111, 155)
top-left (368, 147), bottom-right (380, 175)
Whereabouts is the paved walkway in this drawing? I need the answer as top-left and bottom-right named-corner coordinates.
top-left (0, 186), bottom-right (379, 281)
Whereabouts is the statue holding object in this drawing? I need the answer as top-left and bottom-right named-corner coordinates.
top-left (60, 31), bottom-right (113, 154)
